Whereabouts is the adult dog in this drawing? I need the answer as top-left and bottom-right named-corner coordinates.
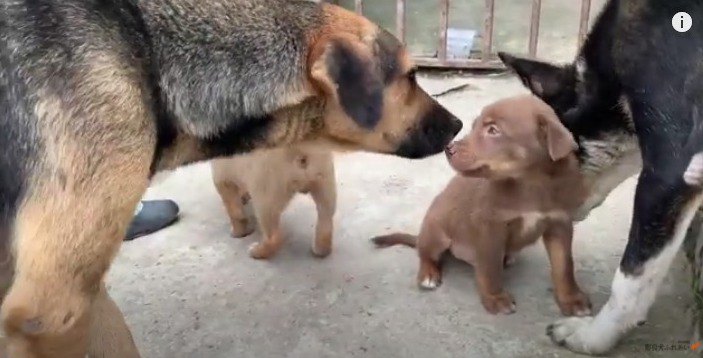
top-left (0, 0), bottom-right (462, 356)
top-left (499, 0), bottom-right (702, 354)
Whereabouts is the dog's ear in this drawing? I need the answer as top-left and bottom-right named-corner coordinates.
top-left (498, 52), bottom-right (571, 99)
top-left (538, 110), bottom-right (578, 161)
top-left (310, 36), bottom-right (383, 129)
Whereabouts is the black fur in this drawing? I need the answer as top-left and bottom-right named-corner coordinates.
top-left (374, 28), bottom-right (403, 84)
top-left (395, 105), bottom-right (463, 159)
top-left (501, 0), bottom-right (703, 275)
top-left (0, 22), bottom-right (35, 244)
top-left (327, 40), bottom-right (384, 129)
top-left (201, 114), bottom-right (275, 159)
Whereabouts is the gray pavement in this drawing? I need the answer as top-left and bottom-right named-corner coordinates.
top-left (108, 75), bottom-right (696, 358)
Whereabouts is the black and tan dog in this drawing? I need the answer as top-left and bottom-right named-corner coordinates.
top-left (499, 0), bottom-right (703, 355)
top-left (0, 0), bottom-right (462, 356)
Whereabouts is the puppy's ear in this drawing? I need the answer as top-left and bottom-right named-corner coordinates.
top-left (310, 36), bottom-right (383, 129)
top-left (498, 52), bottom-right (572, 99)
top-left (538, 110), bottom-right (578, 161)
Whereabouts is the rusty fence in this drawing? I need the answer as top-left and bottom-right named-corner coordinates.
top-left (326, 0), bottom-right (594, 70)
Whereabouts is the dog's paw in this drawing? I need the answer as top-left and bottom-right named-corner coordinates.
top-left (311, 244), bottom-right (332, 258)
top-left (419, 277), bottom-right (440, 290)
top-left (417, 265), bottom-right (442, 290)
top-left (546, 316), bottom-right (614, 354)
top-left (557, 291), bottom-right (592, 317)
top-left (503, 253), bottom-right (518, 267)
top-left (684, 152), bottom-right (703, 187)
top-left (311, 232), bottom-right (333, 258)
top-left (248, 242), bottom-right (275, 260)
top-left (231, 219), bottom-right (255, 238)
top-left (481, 292), bottom-right (516, 315)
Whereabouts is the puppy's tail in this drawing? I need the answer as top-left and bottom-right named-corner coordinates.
top-left (370, 233), bottom-right (417, 248)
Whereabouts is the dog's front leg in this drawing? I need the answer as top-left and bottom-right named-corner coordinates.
top-left (547, 166), bottom-right (703, 354)
top-left (87, 284), bottom-right (140, 358)
top-left (1, 168), bottom-right (151, 357)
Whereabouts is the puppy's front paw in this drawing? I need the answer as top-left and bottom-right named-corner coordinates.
top-left (546, 316), bottom-right (614, 354)
top-left (417, 264), bottom-right (442, 290)
top-left (481, 292), bottom-right (516, 315)
top-left (248, 242), bottom-right (278, 260)
top-left (556, 291), bottom-right (592, 317)
top-left (311, 232), bottom-right (332, 258)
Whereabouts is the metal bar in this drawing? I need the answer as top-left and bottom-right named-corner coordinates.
top-left (396, 0), bottom-right (406, 43)
top-left (438, 0), bottom-right (450, 62)
top-left (578, 0), bottom-right (592, 48)
top-left (482, 0), bottom-right (495, 62)
top-left (528, 0), bottom-right (542, 57)
top-left (415, 57), bottom-right (505, 70)
top-left (354, 0), bottom-right (363, 14)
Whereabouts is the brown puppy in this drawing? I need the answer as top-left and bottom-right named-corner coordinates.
top-left (372, 95), bottom-right (591, 316)
top-left (211, 145), bottom-right (335, 260)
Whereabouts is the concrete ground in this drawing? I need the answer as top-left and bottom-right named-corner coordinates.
top-left (109, 75), bottom-right (696, 358)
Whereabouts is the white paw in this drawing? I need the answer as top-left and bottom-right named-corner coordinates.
top-left (684, 153), bottom-right (703, 186)
top-left (546, 316), bottom-right (615, 355)
top-left (419, 278), bottom-right (438, 290)
top-left (574, 306), bottom-right (592, 317)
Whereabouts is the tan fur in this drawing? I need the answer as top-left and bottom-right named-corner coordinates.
top-left (300, 5), bottom-right (448, 156)
top-left (0, 2), bottom-right (460, 356)
top-left (2, 57), bottom-right (154, 356)
top-left (211, 145), bottom-right (336, 260)
top-left (86, 284), bottom-right (139, 358)
top-left (373, 95), bottom-right (592, 316)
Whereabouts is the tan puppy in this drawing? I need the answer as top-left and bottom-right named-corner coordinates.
top-left (211, 146), bottom-right (335, 260)
top-left (372, 95), bottom-right (591, 316)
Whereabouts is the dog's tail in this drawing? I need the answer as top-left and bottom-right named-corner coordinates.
top-left (370, 233), bottom-right (417, 248)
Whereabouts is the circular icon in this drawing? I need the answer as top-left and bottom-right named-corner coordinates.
top-left (673, 12), bottom-right (692, 32)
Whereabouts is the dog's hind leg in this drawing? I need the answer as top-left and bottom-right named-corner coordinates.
top-left (1, 65), bottom-right (155, 356)
top-left (547, 158), bottom-right (703, 354)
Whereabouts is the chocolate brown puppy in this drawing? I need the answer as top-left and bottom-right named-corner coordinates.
top-left (373, 95), bottom-right (591, 316)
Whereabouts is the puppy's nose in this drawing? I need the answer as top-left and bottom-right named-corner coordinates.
top-left (445, 142), bottom-right (457, 157)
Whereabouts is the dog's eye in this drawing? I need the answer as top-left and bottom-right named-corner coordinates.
top-left (407, 69), bottom-right (417, 81)
top-left (486, 124), bottom-right (500, 136)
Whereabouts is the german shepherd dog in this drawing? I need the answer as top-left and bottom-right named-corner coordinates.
top-left (0, 0), bottom-right (462, 356)
top-left (499, 0), bottom-right (703, 354)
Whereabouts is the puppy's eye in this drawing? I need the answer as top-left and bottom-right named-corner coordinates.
top-left (407, 68), bottom-right (417, 81)
top-left (486, 124), bottom-right (500, 136)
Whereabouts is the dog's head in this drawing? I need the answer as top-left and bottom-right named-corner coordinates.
top-left (305, 5), bottom-right (462, 159)
top-left (446, 95), bottom-right (577, 179)
top-left (497, 52), bottom-right (640, 219)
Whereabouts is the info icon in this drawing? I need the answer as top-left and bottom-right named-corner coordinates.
top-left (672, 12), bottom-right (692, 33)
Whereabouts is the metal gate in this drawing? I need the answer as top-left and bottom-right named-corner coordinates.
top-left (326, 0), bottom-right (595, 70)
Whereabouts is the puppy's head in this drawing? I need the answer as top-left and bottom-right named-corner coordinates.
top-left (306, 5), bottom-right (462, 159)
top-left (446, 95), bottom-right (577, 178)
top-left (497, 52), bottom-right (640, 218)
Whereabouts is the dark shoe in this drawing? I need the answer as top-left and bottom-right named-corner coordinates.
top-left (125, 200), bottom-right (180, 241)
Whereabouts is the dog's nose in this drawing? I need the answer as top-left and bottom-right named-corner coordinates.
top-left (451, 119), bottom-right (463, 136)
top-left (445, 142), bottom-right (456, 157)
